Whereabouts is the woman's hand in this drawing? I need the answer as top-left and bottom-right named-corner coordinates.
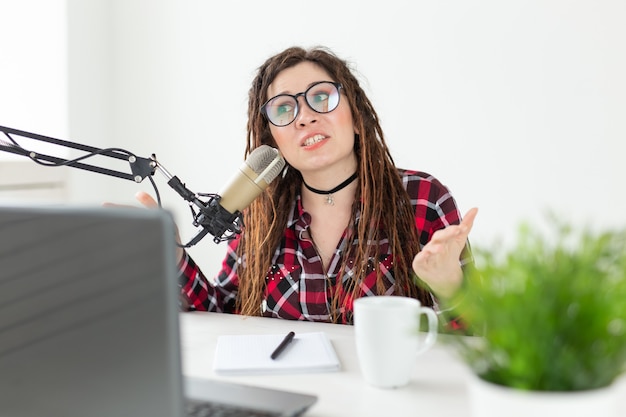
top-left (412, 207), bottom-right (478, 299)
top-left (103, 191), bottom-right (185, 264)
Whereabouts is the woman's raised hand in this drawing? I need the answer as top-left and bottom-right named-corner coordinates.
top-left (412, 207), bottom-right (478, 299)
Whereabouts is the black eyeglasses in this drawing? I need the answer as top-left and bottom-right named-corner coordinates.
top-left (260, 81), bottom-right (343, 127)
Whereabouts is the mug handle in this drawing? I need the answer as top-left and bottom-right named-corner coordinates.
top-left (415, 306), bottom-right (438, 355)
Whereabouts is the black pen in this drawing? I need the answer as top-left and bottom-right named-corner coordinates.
top-left (270, 331), bottom-right (295, 360)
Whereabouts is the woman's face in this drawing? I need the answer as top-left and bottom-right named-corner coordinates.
top-left (265, 62), bottom-right (358, 177)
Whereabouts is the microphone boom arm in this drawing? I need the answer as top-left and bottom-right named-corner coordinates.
top-left (0, 124), bottom-right (240, 246)
top-left (0, 125), bottom-right (156, 182)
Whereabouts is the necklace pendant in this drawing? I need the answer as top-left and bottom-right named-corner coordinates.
top-left (325, 194), bottom-right (335, 205)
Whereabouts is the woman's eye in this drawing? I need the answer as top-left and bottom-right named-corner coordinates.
top-left (312, 92), bottom-right (329, 104)
top-left (275, 103), bottom-right (294, 115)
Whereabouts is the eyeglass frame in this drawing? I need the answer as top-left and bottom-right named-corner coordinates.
top-left (260, 81), bottom-right (344, 127)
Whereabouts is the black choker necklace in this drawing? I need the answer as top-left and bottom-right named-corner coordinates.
top-left (302, 172), bottom-right (358, 206)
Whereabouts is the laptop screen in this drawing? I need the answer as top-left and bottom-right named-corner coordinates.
top-left (0, 205), bottom-right (185, 417)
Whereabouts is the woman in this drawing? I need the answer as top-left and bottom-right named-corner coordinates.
top-left (142, 46), bottom-right (477, 324)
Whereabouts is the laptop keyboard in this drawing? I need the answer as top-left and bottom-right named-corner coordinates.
top-left (185, 399), bottom-right (282, 417)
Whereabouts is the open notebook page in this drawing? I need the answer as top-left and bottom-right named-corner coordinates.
top-left (213, 332), bottom-right (341, 375)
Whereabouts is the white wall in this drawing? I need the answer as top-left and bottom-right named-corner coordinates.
top-left (3, 0), bottom-right (626, 275)
top-left (0, 0), bottom-right (68, 141)
top-left (0, 0), bottom-right (68, 202)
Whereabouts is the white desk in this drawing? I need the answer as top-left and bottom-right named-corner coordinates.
top-left (179, 312), bottom-right (626, 417)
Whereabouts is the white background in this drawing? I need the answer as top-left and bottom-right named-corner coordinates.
top-left (2, 0), bottom-right (625, 274)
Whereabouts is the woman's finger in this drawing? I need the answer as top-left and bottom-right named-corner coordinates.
top-left (460, 207), bottom-right (478, 232)
top-left (135, 191), bottom-right (159, 208)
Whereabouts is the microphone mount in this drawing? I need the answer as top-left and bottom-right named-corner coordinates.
top-left (0, 124), bottom-right (241, 246)
top-left (154, 161), bottom-right (243, 245)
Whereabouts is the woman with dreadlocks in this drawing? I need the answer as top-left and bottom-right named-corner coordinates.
top-left (139, 46), bottom-right (477, 324)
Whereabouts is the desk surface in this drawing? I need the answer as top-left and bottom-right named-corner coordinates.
top-left (179, 312), bottom-right (626, 417)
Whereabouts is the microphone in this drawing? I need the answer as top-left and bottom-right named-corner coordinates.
top-left (164, 145), bottom-right (285, 245)
top-left (218, 145), bottom-right (286, 215)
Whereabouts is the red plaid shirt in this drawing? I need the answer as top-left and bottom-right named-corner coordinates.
top-left (177, 169), bottom-right (472, 323)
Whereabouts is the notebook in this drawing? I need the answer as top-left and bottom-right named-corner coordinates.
top-left (0, 204), bottom-right (317, 417)
top-left (215, 332), bottom-right (341, 375)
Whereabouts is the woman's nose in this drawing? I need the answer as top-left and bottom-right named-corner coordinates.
top-left (295, 96), bottom-right (317, 126)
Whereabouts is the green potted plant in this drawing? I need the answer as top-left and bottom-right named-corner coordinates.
top-left (444, 216), bottom-right (626, 416)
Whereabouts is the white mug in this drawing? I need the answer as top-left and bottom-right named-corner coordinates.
top-left (353, 296), bottom-right (438, 388)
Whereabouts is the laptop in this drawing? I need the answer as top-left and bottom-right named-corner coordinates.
top-left (0, 204), bottom-right (317, 417)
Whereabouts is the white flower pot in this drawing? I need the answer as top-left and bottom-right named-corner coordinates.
top-left (468, 374), bottom-right (617, 417)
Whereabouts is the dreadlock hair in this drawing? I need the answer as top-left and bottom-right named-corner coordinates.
top-left (236, 46), bottom-right (432, 322)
